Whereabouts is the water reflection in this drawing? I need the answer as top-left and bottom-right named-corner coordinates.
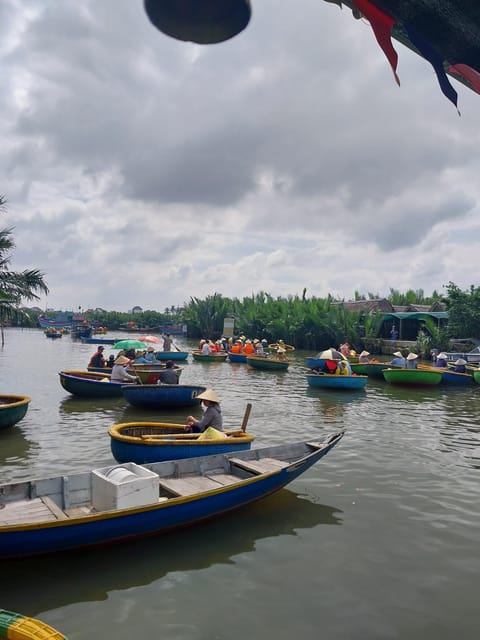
top-left (3, 490), bottom-right (342, 615)
top-left (0, 426), bottom-right (33, 464)
top-left (59, 396), bottom-right (126, 415)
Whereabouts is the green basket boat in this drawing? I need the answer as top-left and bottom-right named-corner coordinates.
top-left (246, 355), bottom-right (289, 371)
top-left (191, 351), bottom-right (228, 363)
top-left (350, 362), bottom-right (390, 378)
top-left (382, 368), bottom-right (442, 386)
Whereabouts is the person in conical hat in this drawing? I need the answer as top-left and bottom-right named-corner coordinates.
top-left (358, 350), bottom-right (370, 364)
top-left (185, 388), bottom-right (223, 433)
top-left (111, 355), bottom-right (138, 383)
top-left (405, 352), bottom-right (418, 369)
top-left (390, 350), bottom-right (406, 367)
top-left (453, 358), bottom-right (467, 373)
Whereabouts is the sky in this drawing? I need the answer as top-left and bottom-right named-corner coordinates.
top-left (1, 1), bottom-right (479, 313)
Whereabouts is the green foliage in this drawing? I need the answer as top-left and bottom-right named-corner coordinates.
top-left (0, 196), bottom-right (49, 342)
top-left (444, 282), bottom-right (480, 338)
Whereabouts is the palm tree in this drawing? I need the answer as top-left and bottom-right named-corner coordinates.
top-left (0, 195), bottom-right (49, 344)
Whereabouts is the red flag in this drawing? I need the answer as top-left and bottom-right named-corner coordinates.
top-left (352, 0), bottom-right (399, 85)
top-left (448, 64), bottom-right (480, 95)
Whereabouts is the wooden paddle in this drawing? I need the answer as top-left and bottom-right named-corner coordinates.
top-left (241, 403), bottom-right (252, 432)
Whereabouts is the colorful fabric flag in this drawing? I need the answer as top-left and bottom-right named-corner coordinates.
top-left (448, 64), bottom-right (480, 95)
top-left (352, 0), bottom-right (399, 85)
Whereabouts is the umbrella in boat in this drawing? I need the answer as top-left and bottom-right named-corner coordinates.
top-left (138, 335), bottom-right (161, 343)
top-left (112, 339), bottom-right (148, 350)
top-left (317, 348), bottom-right (345, 361)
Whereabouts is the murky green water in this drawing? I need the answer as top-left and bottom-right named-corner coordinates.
top-left (1, 328), bottom-right (480, 639)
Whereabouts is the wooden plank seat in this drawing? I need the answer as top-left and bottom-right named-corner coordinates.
top-left (228, 457), bottom-right (289, 475)
top-left (0, 497), bottom-right (59, 526)
top-left (159, 475), bottom-right (225, 497)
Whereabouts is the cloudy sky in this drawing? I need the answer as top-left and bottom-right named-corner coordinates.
top-left (1, 1), bottom-right (479, 313)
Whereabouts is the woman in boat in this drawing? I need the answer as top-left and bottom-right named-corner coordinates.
top-left (135, 346), bottom-right (156, 364)
top-left (111, 355), bottom-right (138, 383)
top-left (453, 358), bottom-right (467, 373)
top-left (390, 351), bottom-right (406, 367)
top-left (89, 345), bottom-right (106, 368)
top-left (358, 350), bottom-right (370, 364)
top-left (405, 353), bottom-right (419, 369)
top-left (435, 352), bottom-right (449, 368)
top-left (185, 389), bottom-right (223, 433)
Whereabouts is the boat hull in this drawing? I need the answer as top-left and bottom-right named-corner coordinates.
top-left (306, 374), bottom-right (367, 390)
top-left (109, 422), bottom-right (254, 463)
top-left (228, 353), bottom-right (248, 363)
top-left (382, 368), bottom-right (442, 386)
top-left (59, 370), bottom-right (126, 398)
top-left (350, 362), bottom-right (390, 378)
top-left (0, 395), bottom-right (30, 430)
top-left (0, 435), bottom-right (343, 559)
top-left (122, 384), bottom-right (207, 408)
top-left (154, 351), bottom-right (189, 360)
top-left (246, 356), bottom-right (289, 370)
top-left (192, 352), bottom-right (228, 363)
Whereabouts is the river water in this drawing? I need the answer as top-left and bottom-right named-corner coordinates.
top-left (1, 328), bottom-right (480, 639)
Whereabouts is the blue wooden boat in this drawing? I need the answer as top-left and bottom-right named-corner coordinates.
top-left (59, 370), bottom-right (127, 398)
top-left (306, 373), bottom-right (367, 390)
top-left (0, 395), bottom-right (30, 431)
top-left (0, 433), bottom-right (344, 559)
top-left (122, 384), bottom-right (207, 408)
top-left (154, 351), bottom-right (189, 361)
top-left (109, 421), bottom-right (255, 463)
top-left (228, 353), bottom-right (247, 363)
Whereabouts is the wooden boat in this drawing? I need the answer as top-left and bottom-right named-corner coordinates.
top-left (133, 365), bottom-right (183, 384)
top-left (382, 368), bottom-right (442, 386)
top-left (0, 609), bottom-right (66, 640)
top-left (122, 384), bottom-right (207, 408)
top-left (306, 373), bottom-right (367, 390)
top-left (0, 395), bottom-right (30, 430)
top-left (228, 352), bottom-right (248, 363)
top-left (109, 421), bottom-right (255, 463)
top-left (0, 433), bottom-right (344, 559)
top-left (246, 355), bottom-right (289, 371)
top-left (350, 362), bottom-right (390, 378)
top-left (59, 370), bottom-right (127, 398)
top-left (191, 350), bottom-right (228, 363)
top-left (154, 350), bottom-right (189, 361)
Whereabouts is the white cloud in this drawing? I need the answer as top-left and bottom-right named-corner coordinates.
top-left (2, 0), bottom-right (480, 311)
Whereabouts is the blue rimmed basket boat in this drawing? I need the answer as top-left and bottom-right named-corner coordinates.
top-left (109, 421), bottom-right (255, 463)
top-left (154, 351), bottom-right (189, 361)
top-left (122, 384), bottom-right (207, 408)
top-left (306, 373), bottom-right (367, 390)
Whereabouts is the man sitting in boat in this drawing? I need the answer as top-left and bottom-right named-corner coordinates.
top-left (111, 356), bottom-right (138, 383)
top-left (453, 358), bottom-right (467, 373)
top-left (390, 351), bottom-right (406, 367)
top-left (185, 389), bottom-right (223, 433)
top-left (405, 353), bottom-right (419, 369)
top-left (336, 359), bottom-right (352, 375)
top-left (157, 360), bottom-right (178, 384)
top-left (243, 339), bottom-right (255, 355)
top-left (134, 347), bottom-right (156, 364)
top-left (89, 345), bottom-right (106, 368)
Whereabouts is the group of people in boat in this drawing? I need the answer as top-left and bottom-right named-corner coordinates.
top-left (197, 336), bottom-right (270, 355)
top-left (87, 345), bottom-right (179, 384)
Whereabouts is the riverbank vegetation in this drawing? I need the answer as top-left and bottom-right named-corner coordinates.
top-left (25, 282), bottom-right (480, 353)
